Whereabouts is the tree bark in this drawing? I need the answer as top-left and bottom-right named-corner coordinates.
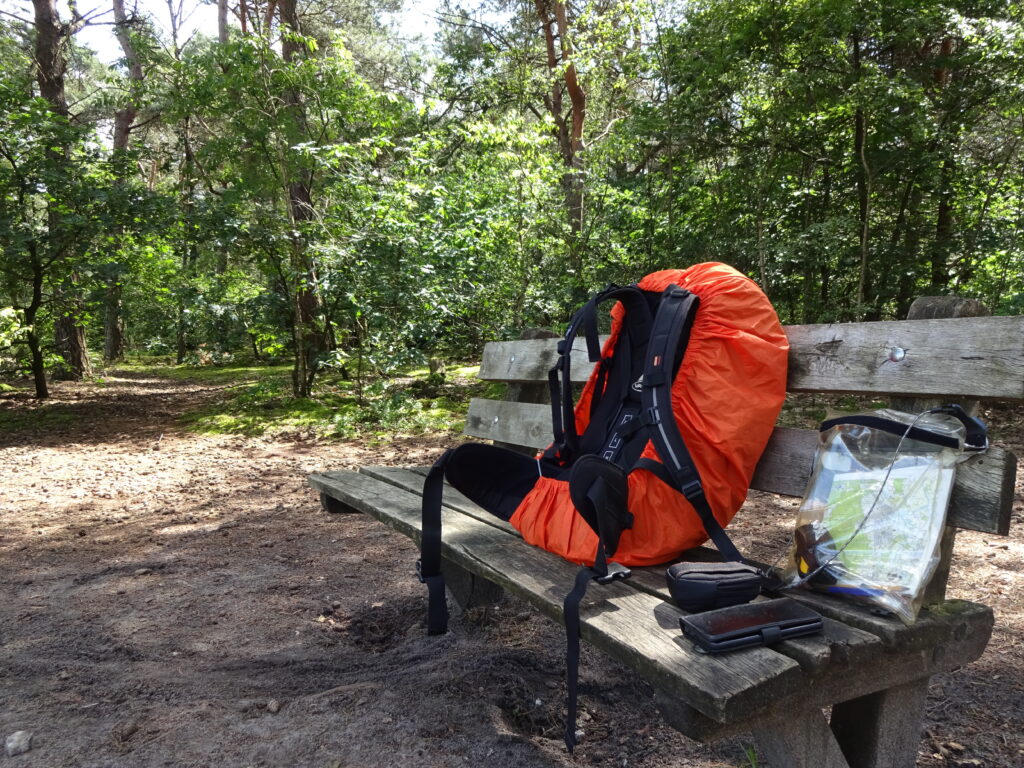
top-left (103, 282), bottom-right (125, 364)
top-left (33, 0), bottom-right (92, 380)
top-left (930, 36), bottom-right (956, 291)
top-left (218, 0), bottom-right (229, 43)
top-left (535, 0), bottom-right (586, 293)
top-left (24, 245), bottom-right (49, 399)
top-left (932, 153), bottom-right (955, 290)
top-left (279, 0), bottom-right (325, 397)
top-left (104, 0), bottom-right (145, 364)
top-left (852, 34), bottom-right (871, 318)
top-left (32, 0), bottom-right (70, 115)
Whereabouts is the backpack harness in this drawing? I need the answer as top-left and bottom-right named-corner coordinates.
top-left (418, 281), bottom-right (753, 752)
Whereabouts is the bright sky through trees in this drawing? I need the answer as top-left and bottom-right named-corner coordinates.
top-left (1, 0), bottom-right (439, 63)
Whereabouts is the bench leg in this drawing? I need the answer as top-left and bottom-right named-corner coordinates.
top-left (320, 492), bottom-right (356, 514)
top-left (442, 560), bottom-right (504, 611)
top-left (753, 709), bottom-right (851, 768)
top-left (829, 678), bottom-right (929, 768)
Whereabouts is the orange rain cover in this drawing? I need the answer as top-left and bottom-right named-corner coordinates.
top-left (509, 263), bottom-right (789, 566)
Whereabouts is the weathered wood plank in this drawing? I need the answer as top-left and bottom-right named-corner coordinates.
top-left (358, 466), bottom-right (520, 537)
top-left (748, 426), bottom-right (818, 496)
top-left (785, 317), bottom-right (1024, 399)
top-left (316, 472), bottom-right (952, 691)
top-left (772, 617), bottom-right (881, 675)
top-left (353, 470), bottom-right (888, 681)
top-left (346, 468), bottom-right (878, 677)
top-left (307, 470), bottom-right (803, 723)
top-left (785, 590), bottom-right (993, 653)
top-left (656, 620), bottom-right (990, 743)
top-left (464, 400), bottom-right (1016, 534)
top-left (480, 336), bottom-right (605, 386)
top-left (464, 398), bottom-right (553, 449)
top-left (479, 316), bottom-right (1024, 399)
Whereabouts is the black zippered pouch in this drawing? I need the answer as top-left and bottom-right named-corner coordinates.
top-left (665, 561), bottom-right (764, 613)
top-left (679, 599), bottom-right (823, 653)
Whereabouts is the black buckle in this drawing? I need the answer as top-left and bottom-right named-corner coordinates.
top-left (415, 559), bottom-right (426, 584)
top-left (595, 563), bottom-right (632, 585)
top-left (680, 480), bottom-right (703, 501)
top-left (645, 406), bottom-right (661, 425)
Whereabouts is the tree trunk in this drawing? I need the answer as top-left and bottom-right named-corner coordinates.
top-left (24, 246), bottom-right (48, 399)
top-left (103, 281), bottom-right (125, 364)
top-left (104, 0), bottom-right (145, 364)
top-left (33, 0), bottom-right (91, 379)
top-left (852, 34), bottom-right (871, 318)
top-left (279, 0), bottom-right (325, 397)
top-left (932, 153), bottom-right (955, 290)
top-left (929, 36), bottom-right (956, 292)
top-left (53, 305), bottom-right (92, 380)
top-left (535, 0), bottom-right (586, 295)
top-left (32, 0), bottom-right (69, 115)
top-left (218, 0), bottom-right (229, 43)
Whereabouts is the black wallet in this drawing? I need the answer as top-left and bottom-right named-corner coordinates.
top-left (665, 561), bottom-right (764, 613)
top-left (679, 599), bottom-right (823, 653)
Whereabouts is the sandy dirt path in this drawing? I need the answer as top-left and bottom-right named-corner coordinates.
top-left (0, 373), bottom-right (1021, 767)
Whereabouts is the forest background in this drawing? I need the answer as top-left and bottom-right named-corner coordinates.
top-left (2, 0), bottom-right (1023, 409)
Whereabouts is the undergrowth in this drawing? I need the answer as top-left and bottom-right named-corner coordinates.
top-left (175, 362), bottom-right (499, 439)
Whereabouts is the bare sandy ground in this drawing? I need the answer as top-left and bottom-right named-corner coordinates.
top-left (0, 374), bottom-right (1020, 767)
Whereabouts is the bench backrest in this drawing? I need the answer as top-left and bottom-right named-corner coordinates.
top-left (466, 309), bottom-right (1023, 539)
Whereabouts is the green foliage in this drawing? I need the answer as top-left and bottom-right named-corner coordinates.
top-left (1, 1), bottom-right (1022, 408)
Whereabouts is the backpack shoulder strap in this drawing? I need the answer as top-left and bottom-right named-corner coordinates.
top-left (548, 285), bottom-right (651, 461)
top-left (637, 284), bottom-right (744, 563)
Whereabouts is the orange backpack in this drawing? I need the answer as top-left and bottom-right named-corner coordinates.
top-left (418, 262), bottom-right (788, 749)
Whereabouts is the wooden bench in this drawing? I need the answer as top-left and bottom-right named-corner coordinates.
top-left (309, 297), bottom-right (1022, 768)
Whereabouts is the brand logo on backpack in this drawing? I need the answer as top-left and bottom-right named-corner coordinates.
top-left (632, 376), bottom-right (643, 393)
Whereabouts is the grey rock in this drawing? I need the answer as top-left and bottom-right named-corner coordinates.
top-left (5, 731), bottom-right (33, 757)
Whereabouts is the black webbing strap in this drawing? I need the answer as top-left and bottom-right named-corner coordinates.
top-left (562, 479), bottom-right (629, 754)
top-left (639, 286), bottom-right (744, 564)
top-left (419, 450), bottom-right (452, 635)
top-left (549, 285), bottom-right (651, 460)
top-left (819, 414), bottom-right (960, 449)
top-left (563, 557), bottom-right (600, 754)
top-left (549, 297), bottom-right (600, 454)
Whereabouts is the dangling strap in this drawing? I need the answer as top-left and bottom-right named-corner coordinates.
top-left (638, 285), bottom-right (744, 564)
top-left (562, 466), bottom-right (630, 753)
top-left (419, 450), bottom-right (453, 635)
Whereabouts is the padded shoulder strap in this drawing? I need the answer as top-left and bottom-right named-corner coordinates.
top-left (549, 285), bottom-right (652, 461)
top-left (639, 285), bottom-right (744, 563)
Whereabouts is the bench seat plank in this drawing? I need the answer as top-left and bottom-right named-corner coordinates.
top-left (311, 469), bottom-right (998, 749)
top-left (465, 400), bottom-right (1017, 535)
top-left (348, 467), bottom-right (992, 672)
top-left (786, 590), bottom-right (993, 651)
top-left (359, 466), bottom-right (520, 537)
top-left (308, 469), bottom-right (805, 723)
top-left (479, 316), bottom-right (1024, 399)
